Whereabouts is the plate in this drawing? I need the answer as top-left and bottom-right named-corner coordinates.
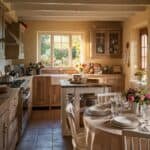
top-left (111, 116), bottom-right (139, 129)
top-left (86, 105), bottom-right (111, 116)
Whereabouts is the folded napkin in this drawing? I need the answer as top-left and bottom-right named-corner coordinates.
top-left (140, 124), bottom-right (150, 132)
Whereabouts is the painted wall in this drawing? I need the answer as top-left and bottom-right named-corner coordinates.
top-left (0, 59), bottom-right (12, 74)
top-left (123, 8), bottom-right (150, 89)
top-left (14, 21), bottom-right (122, 66)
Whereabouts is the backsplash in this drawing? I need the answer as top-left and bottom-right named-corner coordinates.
top-left (0, 59), bottom-right (12, 74)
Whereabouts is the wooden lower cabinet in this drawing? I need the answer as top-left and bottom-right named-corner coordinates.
top-left (98, 75), bottom-right (124, 92)
top-left (8, 93), bottom-right (19, 150)
top-left (32, 76), bottom-right (61, 107)
top-left (50, 85), bottom-right (61, 106)
top-left (32, 76), bottom-right (51, 106)
top-left (8, 118), bottom-right (18, 150)
top-left (32, 74), bottom-right (124, 107)
top-left (0, 111), bottom-right (9, 150)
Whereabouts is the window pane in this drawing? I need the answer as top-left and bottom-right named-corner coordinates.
top-left (54, 42), bottom-right (61, 49)
top-left (54, 35), bottom-right (61, 42)
top-left (71, 35), bottom-right (81, 65)
top-left (53, 35), bottom-right (69, 67)
top-left (141, 35), bottom-right (145, 47)
top-left (144, 35), bottom-right (147, 46)
top-left (62, 43), bottom-right (69, 49)
top-left (62, 36), bottom-right (69, 43)
top-left (40, 34), bottom-right (51, 65)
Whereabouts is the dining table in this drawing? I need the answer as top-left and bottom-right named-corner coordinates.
top-left (83, 106), bottom-right (149, 150)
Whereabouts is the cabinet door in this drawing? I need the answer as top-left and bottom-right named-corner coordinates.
top-left (0, 111), bottom-right (8, 150)
top-left (91, 30), bottom-right (107, 58)
top-left (0, 7), bottom-right (5, 59)
top-left (108, 30), bottom-right (121, 57)
top-left (32, 76), bottom-right (51, 106)
top-left (50, 85), bottom-right (61, 106)
top-left (8, 118), bottom-right (18, 149)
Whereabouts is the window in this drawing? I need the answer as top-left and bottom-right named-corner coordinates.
top-left (38, 33), bottom-right (82, 67)
top-left (140, 28), bottom-right (148, 69)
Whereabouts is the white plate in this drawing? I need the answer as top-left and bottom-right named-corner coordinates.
top-left (111, 116), bottom-right (139, 129)
top-left (86, 105), bottom-right (111, 116)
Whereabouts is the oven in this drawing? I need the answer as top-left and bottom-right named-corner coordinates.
top-left (18, 86), bottom-right (31, 137)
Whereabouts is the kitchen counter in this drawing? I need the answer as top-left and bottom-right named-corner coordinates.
top-left (36, 73), bottom-right (123, 85)
top-left (0, 88), bottom-right (18, 103)
top-left (0, 76), bottom-right (32, 109)
top-left (60, 80), bottom-right (111, 88)
top-left (60, 79), bottom-right (112, 136)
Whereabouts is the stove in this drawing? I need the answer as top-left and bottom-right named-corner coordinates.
top-left (9, 79), bottom-right (25, 88)
top-left (0, 79), bottom-right (25, 88)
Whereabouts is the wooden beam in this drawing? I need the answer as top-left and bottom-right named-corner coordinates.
top-left (20, 16), bottom-right (127, 21)
top-left (4, 0), bottom-right (150, 5)
top-left (16, 10), bottom-right (134, 17)
top-left (12, 3), bottom-right (146, 12)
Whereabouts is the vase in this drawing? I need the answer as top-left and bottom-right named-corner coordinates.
top-left (136, 75), bottom-right (142, 81)
top-left (132, 102), bottom-right (144, 116)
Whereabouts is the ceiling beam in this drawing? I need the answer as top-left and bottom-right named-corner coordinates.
top-left (4, 0), bottom-right (150, 5)
top-left (20, 16), bottom-right (127, 21)
top-left (11, 3), bottom-right (146, 12)
top-left (16, 11), bottom-right (134, 17)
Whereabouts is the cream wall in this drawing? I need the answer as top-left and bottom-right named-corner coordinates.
top-left (123, 8), bottom-right (150, 89)
top-left (0, 59), bottom-right (12, 74)
top-left (18, 21), bottom-right (122, 66)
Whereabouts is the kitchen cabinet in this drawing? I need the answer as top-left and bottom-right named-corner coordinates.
top-left (0, 6), bottom-right (5, 59)
top-left (0, 111), bottom-right (9, 150)
top-left (32, 76), bottom-right (51, 107)
top-left (5, 22), bottom-right (25, 59)
top-left (32, 76), bottom-right (61, 107)
top-left (8, 92), bottom-right (19, 149)
top-left (50, 85), bottom-right (61, 106)
top-left (91, 28), bottom-right (122, 58)
top-left (90, 74), bottom-right (124, 92)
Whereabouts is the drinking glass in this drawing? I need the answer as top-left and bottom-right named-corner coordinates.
top-left (111, 98), bottom-right (118, 117)
top-left (143, 105), bottom-right (150, 125)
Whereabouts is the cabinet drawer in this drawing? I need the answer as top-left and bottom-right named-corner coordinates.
top-left (0, 101), bottom-right (9, 117)
top-left (8, 118), bottom-right (18, 148)
top-left (9, 107), bottom-right (18, 123)
top-left (9, 96), bottom-right (18, 122)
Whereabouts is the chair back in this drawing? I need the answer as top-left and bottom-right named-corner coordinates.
top-left (122, 130), bottom-right (150, 150)
top-left (66, 103), bottom-right (78, 139)
top-left (97, 92), bottom-right (121, 104)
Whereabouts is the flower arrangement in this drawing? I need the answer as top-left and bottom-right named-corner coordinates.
top-left (134, 69), bottom-right (146, 80)
top-left (75, 63), bottom-right (84, 73)
top-left (126, 88), bottom-right (150, 104)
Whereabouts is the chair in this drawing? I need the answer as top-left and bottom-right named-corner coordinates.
top-left (96, 92), bottom-right (122, 105)
top-left (66, 102), bottom-right (87, 150)
top-left (122, 130), bottom-right (150, 150)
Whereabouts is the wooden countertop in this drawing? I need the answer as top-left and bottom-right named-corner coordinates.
top-left (60, 80), bottom-right (111, 88)
top-left (0, 76), bottom-right (32, 111)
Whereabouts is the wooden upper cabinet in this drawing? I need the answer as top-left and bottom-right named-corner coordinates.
top-left (108, 30), bottom-right (121, 56)
top-left (91, 28), bottom-right (122, 58)
top-left (0, 6), bottom-right (5, 59)
top-left (5, 23), bottom-right (25, 59)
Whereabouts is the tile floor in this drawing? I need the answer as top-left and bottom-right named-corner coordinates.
top-left (17, 109), bottom-right (73, 150)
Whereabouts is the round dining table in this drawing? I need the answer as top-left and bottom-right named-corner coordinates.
top-left (84, 114), bottom-right (123, 150)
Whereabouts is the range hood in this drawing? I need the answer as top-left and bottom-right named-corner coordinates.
top-left (5, 24), bottom-right (22, 45)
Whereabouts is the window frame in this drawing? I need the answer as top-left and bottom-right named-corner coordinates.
top-left (37, 31), bottom-right (83, 68)
top-left (139, 28), bottom-right (148, 70)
